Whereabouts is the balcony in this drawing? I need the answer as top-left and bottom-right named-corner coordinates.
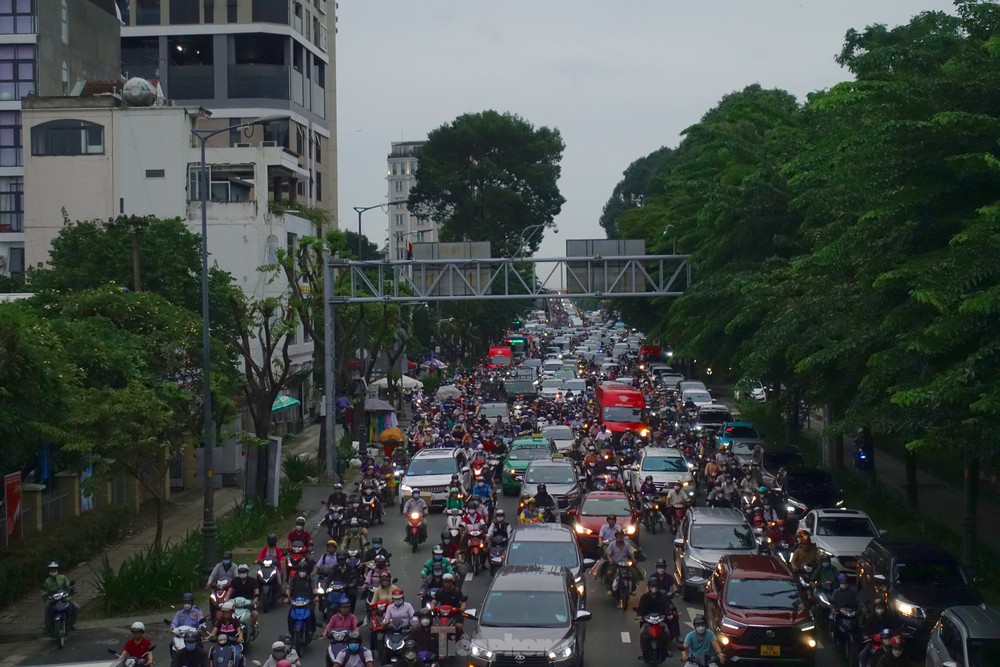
top-left (311, 83), bottom-right (325, 117)
top-left (228, 64), bottom-right (289, 100)
top-left (0, 191), bottom-right (21, 232)
top-left (168, 65), bottom-right (214, 100)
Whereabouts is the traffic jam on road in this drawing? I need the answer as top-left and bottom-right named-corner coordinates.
top-left (49, 303), bottom-right (995, 667)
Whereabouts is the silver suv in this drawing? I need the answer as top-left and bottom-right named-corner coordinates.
top-left (673, 507), bottom-right (756, 602)
top-left (926, 605), bottom-right (1000, 666)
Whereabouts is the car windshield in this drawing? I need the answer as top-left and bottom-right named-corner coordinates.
top-left (968, 638), bottom-right (1000, 667)
top-left (894, 560), bottom-right (966, 586)
top-left (480, 590), bottom-right (570, 627)
top-left (815, 517), bottom-right (876, 537)
top-left (642, 456), bottom-right (689, 473)
top-left (407, 457), bottom-right (456, 476)
top-left (764, 451), bottom-right (803, 469)
top-left (580, 497), bottom-right (632, 516)
top-left (564, 380), bottom-right (587, 393)
top-left (697, 411), bottom-right (731, 425)
top-left (786, 474), bottom-right (837, 497)
top-left (526, 466), bottom-right (576, 485)
top-left (506, 541), bottom-right (579, 568)
top-left (686, 392), bottom-right (712, 404)
top-left (690, 524), bottom-right (755, 550)
top-left (541, 380), bottom-right (564, 389)
top-left (603, 407), bottom-right (644, 423)
top-left (723, 426), bottom-right (760, 439)
top-left (542, 426), bottom-right (573, 440)
top-left (726, 579), bottom-right (803, 610)
top-left (508, 447), bottom-right (551, 462)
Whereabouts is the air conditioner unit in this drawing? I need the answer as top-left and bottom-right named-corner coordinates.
top-left (234, 143), bottom-right (252, 148)
top-left (262, 141), bottom-right (278, 147)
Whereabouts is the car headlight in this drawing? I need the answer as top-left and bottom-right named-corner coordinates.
top-left (798, 623), bottom-right (815, 632)
top-left (718, 633), bottom-right (730, 646)
top-left (470, 644), bottom-right (495, 660)
top-left (625, 524), bottom-right (637, 535)
top-left (574, 523), bottom-right (593, 535)
top-left (720, 617), bottom-right (746, 633)
top-left (686, 556), bottom-right (711, 572)
top-left (893, 598), bottom-right (924, 618)
top-left (547, 641), bottom-right (575, 660)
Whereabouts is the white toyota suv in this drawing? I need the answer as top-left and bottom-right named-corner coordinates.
top-left (398, 449), bottom-right (470, 509)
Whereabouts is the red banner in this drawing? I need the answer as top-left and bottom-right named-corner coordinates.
top-left (4, 472), bottom-right (21, 542)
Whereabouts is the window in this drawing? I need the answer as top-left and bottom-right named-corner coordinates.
top-left (315, 134), bottom-right (321, 163)
top-left (391, 163), bottom-right (397, 176)
top-left (286, 232), bottom-right (297, 250)
top-left (170, 0), bottom-right (199, 24)
top-left (0, 111), bottom-right (21, 167)
top-left (315, 174), bottom-right (322, 201)
top-left (226, 0), bottom-right (236, 22)
top-left (228, 119), bottom-right (243, 147)
top-left (252, 0), bottom-right (288, 23)
top-left (136, 0), bottom-right (160, 25)
top-left (0, 0), bottom-right (35, 35)
top-left (395, 214), bottom-right (404, 227)
top-left (187, 163), bottom-right (255, 202)
top-left (265, 235), bottom-right (278, 263)
top-left (0, 44), bottom-right (34, 100)
top-left (263, 119), bottom-right (289, 149)
top-left (31, 120), bottom-right (104, 156)
top-left (394, 180), bottom-right (403, 193)
top-left (203, 0), bottom-right (214, 23)
top-left (61, 0), bottom-right (68, 42)
top-left (145, 169), bottom-right (165, 178)
top-left (417, 231), bottom-right (426, 242)
top-left (0, 176), bottom-right (22, 232)
top-left (410, 161), bottom-right (417, 174)
top-left (8, 246), bottom-right (23, 278)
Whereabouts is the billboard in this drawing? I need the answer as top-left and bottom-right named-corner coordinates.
top-left (565, 239), bottom-right (646, 294)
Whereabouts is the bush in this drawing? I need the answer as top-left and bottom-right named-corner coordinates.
top-left (94, 532), bottom-right (201, 615)
top-left (0, 505), bottom-right (132, 607)
top-left (282, 453), bottom-right (319, 484)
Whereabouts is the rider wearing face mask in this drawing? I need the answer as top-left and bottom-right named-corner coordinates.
top-left (169, 630), bottom-right (207, 667)
top-left (406, 609), bottom-right (438, 656)
top-left (260, 639), bottom-right (298, 667)
top-left (283, 561), bottom-right (317, 633)
top-left (226, 564), bottom-right (260, 630)
top-left (332, 630), bottom-right (374, 667)
top-left (171, 592), bottom-right (206, 630)
top-left (382, 589), bottom-right (416, 627)
top-left (875, 636), bottom-right (906, 666)
top-left (809, 555), bottom-right (838, 591)
top-left (829, 573), bottom-right (863, 619)
top-left (207, 550), bottom-right (237, 588)
top-left (370, 571), bottom-right (395, 606)
top-left (681, 615), bottom-right (725, 666)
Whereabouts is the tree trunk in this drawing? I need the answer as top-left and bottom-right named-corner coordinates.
top-left (821, 404), bottom-right (835, 468)
top-left (905, 446), bottom-right (919, 510)
top-left (962, 451), bottom-right (979, 566)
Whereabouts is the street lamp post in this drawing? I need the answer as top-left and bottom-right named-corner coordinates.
top-left (191, 113), bottom-right (289, 576)
top-left (353, 200), bottom-right (408, 259)
top-left (662, 224), bottom-right (676, 254)
top-left (513, 223), bottom-right (557, 259)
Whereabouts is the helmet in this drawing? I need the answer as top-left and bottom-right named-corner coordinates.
top-left (614, 527), bottom-right (625, 536)
top-left (222, 550), bottom-right (233, 559)
top-left (327, 539), bottom-right (337, 547)
top-left (495, 509), bottom-right (505, 518)
top-left (647, 576), bottom-right (660, 588)
top-left (347, 630), bottom-right (362, 642)
top-left (184, 630), bottom-right (200, 642)
top-left (692, 614), bottom-right (706, 626)
top-left (276, 662), bottom-right (292, 667)
top-left (442, 573), bottom-right (455, 582)
top-left (757, 485), bottom-right (767, 494)
top-left (267, 533), bottom-right (277, 546)
top-left (537, 483), bottom-right (547, 492)
top-left (271, 640), bottom-right (287, 652)
top-left (526, 497), bottom-right (536, 505)
top-left (433, 545), bottom-right (444, 556)
top-left (477, 443), bottom-right (484, 450)
top-left (888, 636), bottom-right (903, 647)
top-left (335, 483), bottom-right (343, 490)
top-left (182, 592), bottom-right (194, 602)
top-left (295, 516), bottom-right (306, 525)
top-left (655, 558), bottom-right (668, 568)
top-left (606, 515), bottom-right (616, 522)
top-left (797, 530), bottom-right (810, 543)
top-left (412, 489), bottom-right (421, 497)
top-left (837, 573), bottom-right (848, 582)
top-left (47, 561), bottom-right (59, 570)
top-left (237, 563), bottom-right (249, 574)
top-left (449, 486), bottom-right (459, 494)
top-left (374, 554), bottom-right (387, 566)
top-left (338, 595), bottom-right (351, 606)
top-left (380, 571), bottom-right (392, 581)
top-left (391, 588), bottom-right (404, 599)
top-left (131, 621), bottom-right (145, 632)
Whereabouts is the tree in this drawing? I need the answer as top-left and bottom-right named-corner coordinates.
top-left (598, 146), bottom-right (676, 239)
top-left (407, 110), bottom-right (565, 257)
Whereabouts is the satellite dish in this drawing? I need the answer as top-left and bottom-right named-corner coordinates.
top-left (122, 77), bottom-right (157, 106)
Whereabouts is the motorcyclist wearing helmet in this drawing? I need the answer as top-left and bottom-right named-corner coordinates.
top-left (226, 564), bottom-right (260, 630)
top-left (42, 561), bottom-right (78, 635)
top-left (257, 534), bottom-right (285, 585)
top-left (431, 574), bottom-right (467, 636)
top-left (830, 573), bottom-right (862, 617)
top-left (406, 609), bottom-right (438, 657)
top-left (327, 483), bottom-right (349, 509)
top-left (809, 555), bottom-right (838, 592)
top-left (171, 592), bottom-right (206, 630)
top-left (518, 497), bottom-right (541, 523)
top-left (859, 600), bottom-right (898, 667)
top-left (316, 539), bottom-right (339, 577)
top-left (207, 550), bottom-right (238, 588)
top-left (875, 636), bottom-right (906, 667)
top-left (681, 615), bottom-right (724, 666)
top-left (532, 483), bottom-right (557, 521)
top-left (638, 475), bottom-right (658, 497)
top-left (790, 531), bottom-right (820, 571)
top-left (445, 486), bottom-right (465, 512)
top-left (361, 535), bottom-right (392, 568)
top-left (282, 558), bottom-right (317, 609)
top-left (402, 490), bottom-right (429, 541)
top-left (471, 477), bottom-right (493, 505)
top-left (169, 630), bottom-right (207, 667)
top-left (362, 554), bottom-right (391, 590)
top-left (208, 600), bottom-right (244, 647)
top-left (370, 570), bottom-right (395, 606)
top-left (420, 545), bottom-right (454, 577)
top-left (324, 595), bottom-right (359, 634)
top-left (486, 508), bottom-right (512, 543)
top-left (331, 629), bottom-right (373, 667)
top-left (636, 577), bottom-right (674, 661)
top-left (648, 559), bottom-right (681, 642)
top-left (120, 621), bottom-right (154, 666)
top-left (259, 639), bottom-right (298, 667)
top-left (382, 588), bottom-right (416, 627)
top-left (286, 517), bottom-right (314, 553)
top-left (600, 527), bottom-right (642, 590)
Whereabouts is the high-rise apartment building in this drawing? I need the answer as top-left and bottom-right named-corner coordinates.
top-left (117, 0), bottom-right (337, 224)
top-left (0, 0), bottom-right (122, 279)
top-left (386, 140), bottom-right (441, 260)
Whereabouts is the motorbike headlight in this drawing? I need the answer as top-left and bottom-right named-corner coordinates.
top-left (893, 598), bottom-right (924, 618)
top-left (625, 524), bottom-right (636, 535)
top-left (410, 512), bottom-right (421, 520)
top-left (547, 640), bottom-right (575, 660)
top-left (470, 644), bottom-right (494, 660)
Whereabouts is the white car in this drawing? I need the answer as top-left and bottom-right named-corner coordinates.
top-left (539, 378), bottom-right (564, 398)
top-left (799, 508), bottom-right (883, 576)
top-left (627, 447), bottom-right (695, 497)
top-left (398, 449), bottom-right (470, 507)
top-left (541, 424), bottom-right (575, 452)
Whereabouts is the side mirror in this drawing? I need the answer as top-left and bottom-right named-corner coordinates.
top-left (705, 592), bottom-right (718, 602)
top-left (462, 467), bottom-right (471, 474)
top-left (583, 558), bottom-right (596, 567)
top-left (564, 508), bottom-right (577, 517)
top-left (673, 538), bottom-right (684, 548)
top-left (879, 529), bottom-right (888, 536)
top-left (873, 574), bottom-right (887, 582)
top-left (575, 609), bottom-right (592, 622)
top-left (464, 608), bottom-right (478, 620)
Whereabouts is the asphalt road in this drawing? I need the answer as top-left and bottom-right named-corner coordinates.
top-left (16, 482), bottom-right (855, 667)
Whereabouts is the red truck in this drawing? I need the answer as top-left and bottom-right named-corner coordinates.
top-left (486, 346), bottom-right (512, 369)
top-left (595, 383), bottom-right (649, 438)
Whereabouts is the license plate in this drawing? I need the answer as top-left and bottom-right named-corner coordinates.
top-left (760, 645), bottom-right (780, 657)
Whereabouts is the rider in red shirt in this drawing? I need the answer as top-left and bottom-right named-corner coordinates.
top-left (286, 517), bottom-right (313, 551)
top-left (120, 622), bottom-right (154, 665)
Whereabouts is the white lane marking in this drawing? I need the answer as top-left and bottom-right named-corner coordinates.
top-left (621, 631), bottom-right (631, 643)
top-left (465, 572), bottom-right (474, 583)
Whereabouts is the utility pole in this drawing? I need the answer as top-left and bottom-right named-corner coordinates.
top-left (129, 215), bottom-right (143, 292)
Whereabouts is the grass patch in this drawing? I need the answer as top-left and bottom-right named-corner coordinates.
top-left (282, 453), bottom-right (320, 484)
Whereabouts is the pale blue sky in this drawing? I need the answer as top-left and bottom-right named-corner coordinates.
top-left (336, 1), bottom-right (956, 258)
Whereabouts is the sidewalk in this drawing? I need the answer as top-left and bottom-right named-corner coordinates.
top-left (0, 423), bottom-right (327, 643)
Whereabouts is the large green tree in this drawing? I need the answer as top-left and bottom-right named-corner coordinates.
top-left (407, 110), bottom-right (565, 257)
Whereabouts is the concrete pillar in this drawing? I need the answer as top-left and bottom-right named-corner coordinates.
top-left (125, 476), bottom-right (142, 514)
top-left (54, 472), bottom-right (80, 518)
top-left (21, 483), bottom-right (45, 535)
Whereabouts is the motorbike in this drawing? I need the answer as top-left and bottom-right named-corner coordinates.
top-left (770, 538), bottom-right (793, 564)
top-left (46, 588), bottom-right (74, 648)
top-left (325, 629), bottom-right (349, 667)
top-left (108, 645), bottom-right (156, 667)
top-left (432, 605), bottom-right (460, 660)
top-left (320, 573), bottom-right (348, 620)
top-left (832, 606), bottom-right (861, 666)
top-left (368, 600), bottom-right (390, 650)
top-left (319, 505), bottom-right (345, 541)
top-left (285, 542), bottom-right (308, 580)
top-left (288, 596), bottom-right (314, 656)
top-left (488, 534), bottom-right (508, 576)
top-left (406, 511), bottom-right (426, 552)
top-left (208, 637), bottom-right (245, 667)
top-left (381, 617), bottom-right (410, 665)
top-left (466, 529), bottom-right (486, 575)
top-left (470, 458), bottom-right (491, 482)
top-left (209, 579), bottom-right (230, 624)
top-left (641, 495), bottom-right (663, 534)
top-left (256, 558), bottom-right (279, 613)
top-left (683, 657), bottom-right (720, 667)
top-left (360, 486), bottom-right (384, 526)
top-left (668, 503), bottom-right (688, 536)
top-left (164, 622), bottom-right (203, 658)
top-left (443, 509), bottom-right (463, 543)
top-left (231, 597), bottom-right (257, 645)
top-left (638, 613), bottom-right (670, 667)
top-left (612, 559), bottom-right (634, 610)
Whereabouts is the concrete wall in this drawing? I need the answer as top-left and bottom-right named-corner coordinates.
top-left (37, 0), bottom-right (122, 97)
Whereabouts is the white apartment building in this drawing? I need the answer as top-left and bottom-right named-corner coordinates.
top-left (386, 140), bottom-right (443, 260)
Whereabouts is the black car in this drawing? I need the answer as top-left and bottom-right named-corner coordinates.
top-left (777, 466), bottom-right (842, 525)
top-left (857, 540), bottom-right (980, 642)
top-left (505, 524), bottom-right (595, 605)
top-left (465, 565), bottom-right (592, 667)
